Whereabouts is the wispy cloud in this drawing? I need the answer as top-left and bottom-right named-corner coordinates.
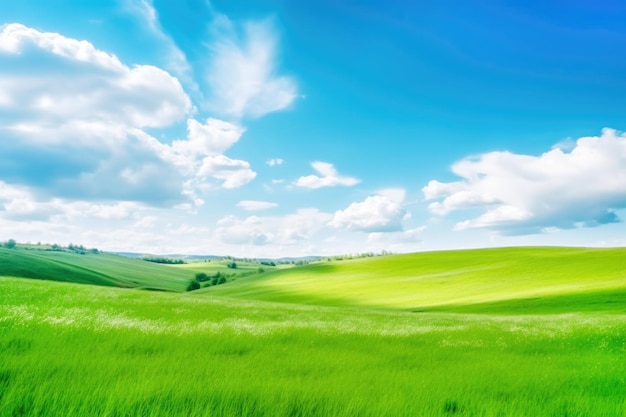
top-left (266, 158), bottom-right (284, 166)
top-left (423, 128), bottom-right (626, 234)
top-left (237, 200), bottom-right (278, 211)
top-left (122, 0), bottom-right (194, 84)
top-left (294, 161), bottom-right (360, 189)
top-left (205, 16), bottom-right (298, 118)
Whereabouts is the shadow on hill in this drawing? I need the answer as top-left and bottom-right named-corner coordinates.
top-left (418, 287), bottom-right (626, 315)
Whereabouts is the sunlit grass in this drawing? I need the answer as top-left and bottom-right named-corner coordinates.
top-left (205, 247), bottom-right (626, 313)
top-left (1, 276), bottom-right (625, 416)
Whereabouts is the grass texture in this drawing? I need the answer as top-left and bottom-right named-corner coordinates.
top-left (1, 246), bottom-right (625, 416)
top-left (204, 247), bottom-right (626, 313)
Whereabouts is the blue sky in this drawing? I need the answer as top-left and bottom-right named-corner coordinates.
top-left (1, 0), bottom-right (626, 256)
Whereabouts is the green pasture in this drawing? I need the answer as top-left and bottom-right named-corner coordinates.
top-left (0, 248), bottom-right (277, 292)
top-left (1, 277), bottom-right (625, 417)
top-left (205, 247), bottom-right (626, 313)
top-left (1, 246), bottom-right (625, 416)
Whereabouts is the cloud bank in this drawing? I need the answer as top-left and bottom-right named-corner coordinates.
top-left (423, 128), bottom-right (626, 234)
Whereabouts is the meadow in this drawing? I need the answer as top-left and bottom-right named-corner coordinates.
top-left (1, 247), bottom-right (625, 416)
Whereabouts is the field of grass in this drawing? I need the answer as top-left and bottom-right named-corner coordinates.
top-left (0, 247), bottom-right (277, 292)
top-left (205, 247), bottom-right (626, 313)
top-left (1, 246), bottom-right (625, 416)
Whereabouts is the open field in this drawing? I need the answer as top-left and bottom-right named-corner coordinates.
top-left (1, 247), bottom-right (625, 416)
top-left (0, 247), bottom-right (277, 292)
top-left (205, 247), bottom-right (626, 313)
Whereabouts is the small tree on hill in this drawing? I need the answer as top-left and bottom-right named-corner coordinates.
top-left (186, 280), bottom-right (200, 291)
top-left (5, 239), bottom-right (16, 249)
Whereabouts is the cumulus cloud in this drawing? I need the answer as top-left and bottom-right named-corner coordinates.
top-left (215, 209), bottom-right (332, 246)
top-left (0, 24), bottom-right (257, 206)
top-left (0, 180), bottom-right (146, 222)
top-left (0, 23), bottom-right (191, 128)
top-left (206, 16), bottom-right (297, 118)
top-left (423, 128), bottom-right (626, 234)
top-left (237, 200), bottom-right (278, 211)
top-left (294, 161), bottom-right (360, 189)
top-left (197, 155), bottom-right (256, 189)
top-left (331, 191), bottom-right (409, 232)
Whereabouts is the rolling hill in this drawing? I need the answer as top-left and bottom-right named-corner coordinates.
top-left (0, 247), bottom-right (281, 291)
top-left (201, 246), bottom-right (626, 313)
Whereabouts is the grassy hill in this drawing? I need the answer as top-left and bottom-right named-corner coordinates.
top-left (2, 246), bottom-right (625, 416)
top-left (1, 276), bottom-right (625, 417)
top-left (201, 247), bottom-right (626, 313)
top-left (0, 247), bottom-right (280, 292)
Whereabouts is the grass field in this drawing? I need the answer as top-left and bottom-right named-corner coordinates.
top-left (0, 247), bottom-right (277, 292)
top-left (205, 247), bottom-right (626, 313)
top-left (1, 246), bottom-right (625, 416)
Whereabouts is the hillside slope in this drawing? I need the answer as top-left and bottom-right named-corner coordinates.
top-left (0, 248), bottom-right (193, 291)
top-left (201, 247), bottom-right (626, 313)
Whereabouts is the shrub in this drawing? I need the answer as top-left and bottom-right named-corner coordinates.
top-left (4, 239), bottom-right (16, 249)
top-left (195, 272), bottom-right (209, 282)
top-left (186, 281), bottom-right (200, 291)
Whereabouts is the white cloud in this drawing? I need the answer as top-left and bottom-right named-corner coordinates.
top-left (215, 209), bottom-right (332, 246)
top-left (0, 23), bottom-right (192, 128)
top-left (172, 118), bottom-right (246, 158)
top-left (294, 161), bottom-right (360, 189)
top-left (0, 24), bottom-right (258, 205)
top-left (122, 0), bottom-right (193, 81)
top-left (206, 16), bottom-right (298, 118)
top-left (331, 193), bottom-right (409, 232)
top-left (423, 128), bottom-right (626, 234)
top-left (237, 200), bottom-right (278, 211)
top-left (266, 158), bottom-right (284, 166)
top-left (198, 155), bottom-right (256, 189)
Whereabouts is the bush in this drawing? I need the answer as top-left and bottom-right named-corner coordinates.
top-left (4, 239), bottom-right (16, 249)
top-left (195, 272), bottom-right (209, 282)
top-left (227, 262), bottom-right (237, 269)
top-left (186, 280), bottom-right (200, 291)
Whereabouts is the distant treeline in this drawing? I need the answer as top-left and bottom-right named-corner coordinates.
top-left (2, 239), bottom-right (99, 255)
top-left (143, 256), bottom-right (186, 265)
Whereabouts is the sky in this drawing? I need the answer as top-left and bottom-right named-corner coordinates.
top-left (1, 0), bottom-right (626, 257)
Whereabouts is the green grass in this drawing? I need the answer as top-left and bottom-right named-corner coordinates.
top-left (0, 248), bottom-right (277, 292)
top-left (1, 276), bottom-right (625, 417)
top-left (204, 247), bottom-right (626, 313)
top-left (1, 246), bottom-right (626, 416)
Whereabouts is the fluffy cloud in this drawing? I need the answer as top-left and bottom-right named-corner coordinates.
top-left (206, 17), bottom-right (297, 118)
top-left (294, 161), bottom-right (360, 189)
top-left (197, 155), bottom-right (256, 189)
top-left (0, 24), bottom-right (257, 206)
top-left (172, 118), bottom-right (245, 157)
top-left (237, 200), bottom-right (278, 211)
top-left (0, 181), bottom-right (146, 222)
top-left (0, 23), bottom-right (191, 128)
top-left (423, 128), bottom-right (626, 234)
top-left (331, 191), bottom-right (409, 232)
top-left (215, 209), bottom-right (332, 246)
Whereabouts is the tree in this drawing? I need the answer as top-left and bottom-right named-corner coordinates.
top-left (5, 239), bottom-right (16, 249)
top-left (186, 280), bottom-right (200, 291)
top-left (195, 272), bottom-right (209, 282)
top-left (227, 261), bottom-right (237, 269)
